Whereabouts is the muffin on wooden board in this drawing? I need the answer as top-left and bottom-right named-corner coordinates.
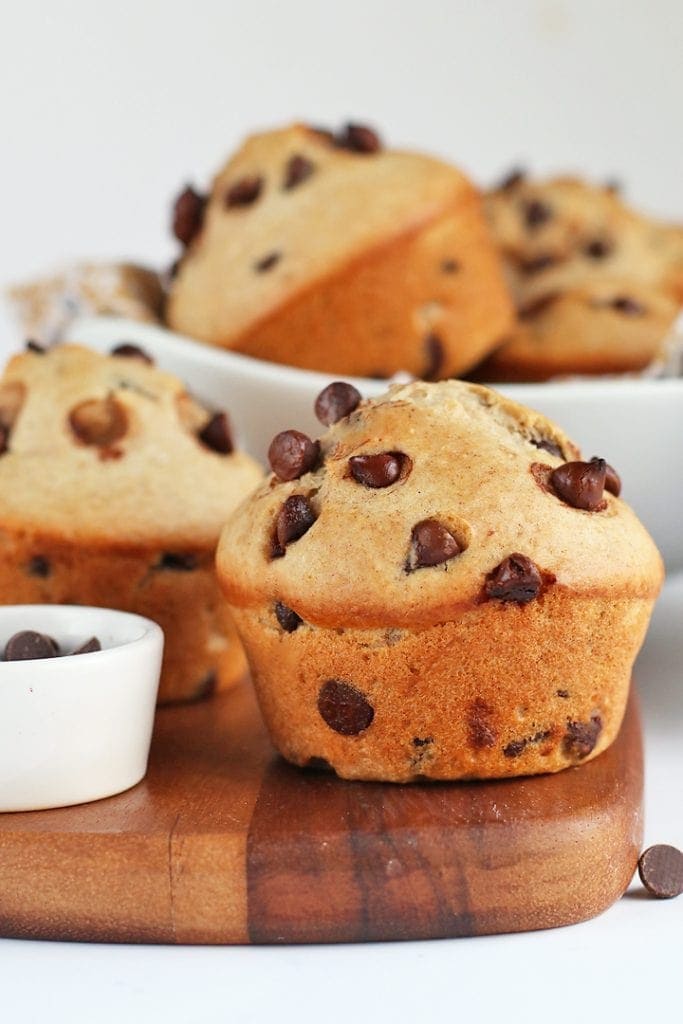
top-left (479, 173), bottom-right (683, 380)
top-left (166, 122), bottom-right (514, 380)
top-left (217, 379), bottom-right (663, 782)
top-left (7, 262), bottom-right (164, 347)
top-left (0, 344), bottom-right (262, 703)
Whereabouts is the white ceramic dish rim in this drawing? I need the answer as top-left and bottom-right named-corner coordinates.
top-left (0, 605), bottom-right (163, 680)
top-left (70, 314), bottom-right (683, 402)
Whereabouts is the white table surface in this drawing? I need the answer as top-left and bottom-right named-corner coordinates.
top-left (0, 576), bottom-right (680, 1024)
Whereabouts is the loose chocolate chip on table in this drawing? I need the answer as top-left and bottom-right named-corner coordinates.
top-left (72, 637), bottom-right (101, 655)
top-left (110, 343), bottom-right (154, 365)
top-left (563, 715), bottom-right (602, 759)
top-left (422, 333), bottom-right (444, 381)
top-left (254, 251), bottom-right (281, 273)
top-left (611, 295), bottom-right (645, 316)
top-left (519, 292), bottom-right (559, 319)
top-left (274, 601), bottom-right (303, 633)
top-left (591, 456), bottom-right (621, 496)
top-left (272, 495), bottom-right (317, 557)
top-left (408, 519), bottom-right (461, 570)
top-left (523, 198), bottom-right (552, 229)
top-left (317, 679), bottom-right (375, 735)
top-left (225, 175), bottom-right (263, 208)
top-left (485, 554), bottom-right (544, 604)
top-left (69, 395), bottom-right (128, 447)
top-left (637, 845), bottom-right (683, 899)
top-left (497, 167), bottom-right (526, 190)
top-left (349, 452), bottom-right (409, 488)
top-left (198, 412), bottom-right (233, 454)
top-left (584, 238), bottom-right (613, 259)
top-left (314, 381), bottom-right (361, 426)
top-left (530, 436), bottom-right (563, 458)
top-left (550, 458), bottom-right (607, 511)
top-left (336, 122), bottom-right (382, 154)
top-left (441, 258), bottom-right (460, 273)
top-left (284, 154), bottom-right (315, 189)
top-left (4, 630), bottom-right (59, 661)
top-left (27, 556), bottom-right (50, 578)
top-left (172, 185), bottom-right (206, 246)
top-left (25, 339), bottom-right (46, 354)
top-left (268, 430), bottom-right (320, 481)
top-left (157, 553), bottom-right (198, 571)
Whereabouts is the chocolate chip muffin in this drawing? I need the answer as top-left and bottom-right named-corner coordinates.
top-left (0, 343), bottom-right (262, 703)
top-left (480, 173), bottom-right (683, 380)
top-left (7, 262), bottom-right (164, 347)
top-left (216, 379), bottom-right (663, 782)
top-left (165, 122), bottom-right (514, 380)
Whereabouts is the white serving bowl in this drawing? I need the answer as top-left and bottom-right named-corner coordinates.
top-left (0, 605), bottom-right (163, 812)
top-left (69, 316), bottom-right (683, 571)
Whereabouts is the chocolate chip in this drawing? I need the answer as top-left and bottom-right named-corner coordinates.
top-left (172, 186), bottom-right (206, 246)
top-left (611, 295), bottom-right (645, 316)
top-left (485, 554), bottom-right (543, 604)
top-left (550, 459), bottom-right (607, 511)
top-left (523, 199), bottom-right (552, 229)
top-left (336, 123), bottom-right (382, 154)
top-left (412, 736), bottom-right (433, 747)
top-left (0, 425), bottom-right (8, 456)
top-left (638, 845), bottom-right (683, 899)
top-left (72, 637), bottom-right (101, 655)
top-left (441, 258), bottom-right (460, 273)
top-left (591, 456), bottom-right (621, 496)
top-left (69, 395), bottom-right (128, 447)
top-left (349, 451), bottom-right (409, 488)
top-left (284, 154), bottom-right (315, 189)
top-left (422, 333), bottom-right (444, 381)
top-left (110, 343), bottom-right (154, 365)
top-left (157, 553), bottom-right (198, 571)
top-left (317, 679), bottom-right (375, 735)
top-left (4, 630), bottom-right (59, 661)
top-left (468, 699), bottom-right (497, 749)
top-left (563, 715), bottom-right (602, 759)
top-left (225, 175), bottom-right (263, 207)
top-left (274, 601), bottom-right (303, 632)
top-left (530, 436), bottom-right (563, 458)
top-left (556, 689), bottom-right (570, 698)
top-left (27, 556), bottom-right (50, 578)
top-left (25, 339), bottom-right (46, 354)
top-left (408, 519), bottom-right (461, 571)
top-left (198, 412), bottom-right (233, 454)
top-left (520, 253), bottom-right (557, 274)
top-left (497, 167), bottom-right (526, 190)
top-left (268, 430), bottom-right (319, 481)
top-left (519, 292), bottom-right (559, 319)
top-left (503, 738), bottom-right (527, 758)
top-left (584, 238), bottom-right (613, 259)
top-left (314, 381), bottom-right (361, 426)
top-left (254, 251), bottom-right (281, 273)
top-left (272, 495), bottom-right (316, 557)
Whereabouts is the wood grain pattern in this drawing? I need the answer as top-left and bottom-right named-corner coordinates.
top-left (0, 683), bottom-right (643, 944)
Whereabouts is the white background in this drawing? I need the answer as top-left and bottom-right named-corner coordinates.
top-left (1, 2), bottom-right (682, 1021)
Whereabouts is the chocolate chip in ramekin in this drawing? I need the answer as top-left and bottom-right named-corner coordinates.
top-left (4, 630), bottom-right (59, 661)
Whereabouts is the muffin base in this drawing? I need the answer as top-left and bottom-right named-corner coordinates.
top-left (231, 588), bottom-right (654, 781)
top-left (0, 530), bottom-right (246, 704)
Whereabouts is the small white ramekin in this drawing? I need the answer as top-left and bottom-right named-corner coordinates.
top-left (0, 605), bottom-right (163, 812)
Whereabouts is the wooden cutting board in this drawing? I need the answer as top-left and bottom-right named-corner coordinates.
top-left (0, 683), bottom-right (642, 944)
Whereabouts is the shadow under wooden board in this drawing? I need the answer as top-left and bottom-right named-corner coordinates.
top-left (0, 682), bottom-right (643, 945)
